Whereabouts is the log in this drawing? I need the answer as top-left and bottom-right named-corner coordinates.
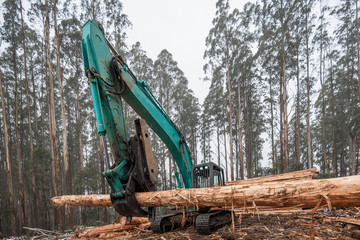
top-left (52, 169), bottom-right (317, 207)
top-left (226, 168), bottom-right (319, 186)
top-left (52, 175), bottom-right (360, 210)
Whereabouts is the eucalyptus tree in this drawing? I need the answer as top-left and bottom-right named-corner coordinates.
top-left (19, 0), bottom-right (34, 227)
top-left (313, 1), bottom-right (332, 174)
top-left (81, 0), bottom-right (104, 23)
top-left (177, 89), bottom-right (200, 164)
top-left (104, 0), bottom-right (131, 56)
top-left (153, 49), bottom-right (187, 189)
top-left (200, 97), bottom-right (213, 164)
top-left (204, 0), bottom-right (242, 180)
top-left (332, 0), bottom-right (360, 175)
top-left (126, 42), bottom-right (154, 133)
top-left (230, 2), bottom-right (262, 179)
top-left (203, 67), bottom-right (226, 170)
top-left (52, 3), bottom-right (72, 229)
top-left (0, 66), bottom-right (16, 235)
top-left (254, 0), bottom-right (280, 174)
top-left (59, 14), bottom-right (90, 224)
top-left (1, 0), bottom-right (23, 233)
top-left (256, 0), bottom-right (303, 172)
top-left (44, 0), bottom-right (64, 230)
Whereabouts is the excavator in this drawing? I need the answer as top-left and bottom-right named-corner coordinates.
top-left (81, 20), bottom-right (232, 234)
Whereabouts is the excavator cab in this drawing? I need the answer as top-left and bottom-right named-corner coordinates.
top-left (192, 162), bottom-right (225, 188)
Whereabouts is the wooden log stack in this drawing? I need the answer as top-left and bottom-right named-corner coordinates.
top-left (51, 169), bottom-right (360, 210)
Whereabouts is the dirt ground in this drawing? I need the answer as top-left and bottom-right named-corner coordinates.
top-left (72, 208), bottom-right (360, 240)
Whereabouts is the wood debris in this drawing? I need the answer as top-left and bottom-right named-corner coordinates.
top-left (74, 217), bottom-right (149, 238)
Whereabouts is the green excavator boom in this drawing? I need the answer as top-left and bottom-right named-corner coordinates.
top-left (81, 20), bottom-right (193, 199)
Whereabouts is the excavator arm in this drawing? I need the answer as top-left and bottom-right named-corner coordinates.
top-left (81, 20), bottom-right (193, 220)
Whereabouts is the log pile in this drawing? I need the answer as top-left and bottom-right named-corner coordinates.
top-left (52, 169), bottom-right (360, 210)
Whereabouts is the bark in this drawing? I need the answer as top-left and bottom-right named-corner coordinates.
top-left (226, 168), bottom-right (318, 186)
top-left (45, 0), bottom-right (64, 231)
top-left (52, 175), bottom-right (360, 209)
top-left (237, 81), bottom-right (244, 180)
top-left (0, 66), bottom-right (17, 235)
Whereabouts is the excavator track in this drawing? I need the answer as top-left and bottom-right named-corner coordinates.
top-left (195, 210), bottom-right (233, 235)
top-left (151, 211), bottom-right (197, 233)
top-left (151, 213), bottom-right (184, 233)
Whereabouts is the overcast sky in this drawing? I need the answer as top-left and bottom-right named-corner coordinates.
top-left (122, 0), bottom-right (248, 105)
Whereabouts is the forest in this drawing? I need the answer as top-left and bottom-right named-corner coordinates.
top-left (0, 0), bottom-right (359, 236)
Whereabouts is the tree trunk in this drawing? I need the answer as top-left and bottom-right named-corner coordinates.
top-left (76, 81), bottom-right (87, 224)
top-left (305, 13), bottom-right (312, 170)
top-left (226, 52), bottom-right (234, 181)
top-left (169, 152), bottom-right (172, 189)
top-left (161, 144), bottom-right (166, 190)
top-left (217, 126), bottom-right (220, 168)
top-left (296, 49), bottom-right (301, 169)
top-left (356, 0), bottom-right (360, 98)
top-left (348, 131), bottom-right (357, 176)
top-left (282, 45), bottom-right (289, 173)
top-left (45, 0), bottom-right (64, 231)
top-left (31, 60), bottom-right (39, 147)
top-left (11, 11), bottom-right (25, 228)
top-left (340, 148), bottom-right (346, 177)
top-left (15, 53), bottom-right (25, 233)
top-left (280, 0), bottom-right (288, 173)
top-left (52, 175), bottom-right (360, 209)
top-left (330, 56), bottom-right (337, 177)
top-left (279, 80), bottom-right (284, 174)
top-left (237, 81), bottom-right (244, 180)
top-left (0, 66), bottom-right (17, 235)
top-left (223, 96), bottom-right (228, 181)
top-left (269, 74), bottom-right (276, 174)
top-left (99, 135), bottom-right (106, 223)
top-left (53, 0), bottom-right (72, 227)
top-left (20, 0), bottom-right (35, 227)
